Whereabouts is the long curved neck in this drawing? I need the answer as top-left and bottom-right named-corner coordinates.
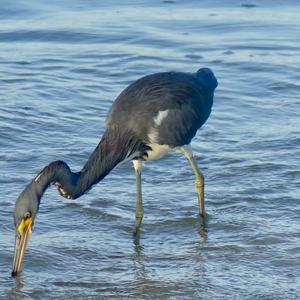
top-left (32, 160), bottom-right (76, 200)
top-left (31, 127), bottom-right (147, 202)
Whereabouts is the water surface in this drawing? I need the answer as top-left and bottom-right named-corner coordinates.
top-left (1, 0), bottom-right (299, 299)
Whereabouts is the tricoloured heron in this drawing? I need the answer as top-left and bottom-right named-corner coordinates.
top-left (12, 67), bottom-right (218, 276)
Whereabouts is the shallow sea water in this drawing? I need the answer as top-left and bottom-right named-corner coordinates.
top-left (1, 0), bottom-right (300, 299)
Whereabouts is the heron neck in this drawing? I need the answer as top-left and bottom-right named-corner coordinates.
top-left (72, 129), bottom-right (128, 198)
top-left (32, 127), bottom-right (146, 201)
top-left (32, 160), bottom-right (77, 201)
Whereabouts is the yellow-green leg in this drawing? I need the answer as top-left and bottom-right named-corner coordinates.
top-left (180, 145), bottom-right (206, 217)
top-left (133, 159), bottom-right (143, 234)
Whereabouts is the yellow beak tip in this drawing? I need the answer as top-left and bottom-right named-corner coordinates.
top-left (12, 217), bottom-right (33, 277)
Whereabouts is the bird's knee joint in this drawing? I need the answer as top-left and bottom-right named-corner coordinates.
top-left (195, 179), bottom-right (204, 189)
top-left (136, 215), bottom-right (143, 223)
top-left (136, 210), bottom-right (144, 219)
top-left (136, 211), bottom-right (143, 217)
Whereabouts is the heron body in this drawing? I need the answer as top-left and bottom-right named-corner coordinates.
top-left (12, 67), bottom-right (218, 276)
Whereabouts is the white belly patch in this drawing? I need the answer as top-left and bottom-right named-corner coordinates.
top-left (144, 143), bottom-right (172, 160)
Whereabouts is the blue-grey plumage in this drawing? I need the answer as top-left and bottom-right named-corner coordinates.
top-left (11, 67), bottom-right (217, 276)
top-left (107, 68), bottom-right (217, 147)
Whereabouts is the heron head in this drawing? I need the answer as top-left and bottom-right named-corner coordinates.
top-left (196, 68), bottom-right (218, 91)
top-left (12, 188), bottom-right (39, 276)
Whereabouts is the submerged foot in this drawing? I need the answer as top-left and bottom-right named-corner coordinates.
top-left (133, 225), bottom-right (140, 237)
top-left (198, 213), bottom-right (207, 237)
top-left (133, 219), bottom-right (142, 237)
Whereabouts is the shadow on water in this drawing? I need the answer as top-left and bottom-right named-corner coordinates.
top-left (128, 216), bottom-right (209, 298)
top-left (132, 233), bottom-right (147, 286)
top-left (131, 215), bottom-right (208, 281)
top-left (4, 275), bottom-right (26, 300)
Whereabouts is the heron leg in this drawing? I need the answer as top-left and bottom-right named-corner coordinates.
top-left (133, 159), bottom-right (143, 234)
top-left (180, 145), bottom-right (205, 217)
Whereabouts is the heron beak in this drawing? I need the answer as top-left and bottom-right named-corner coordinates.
top-left (11, 217), bottom-right (33, 277)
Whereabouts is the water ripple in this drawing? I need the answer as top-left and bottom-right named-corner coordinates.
top-left (1, 1), bottom-right (300, 299)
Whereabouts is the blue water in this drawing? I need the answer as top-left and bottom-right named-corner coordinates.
top-left (1, 0), bottom-right (300, 299)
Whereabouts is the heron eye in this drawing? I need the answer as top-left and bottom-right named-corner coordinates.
top-left (23, 212), bottom-right (32, 220)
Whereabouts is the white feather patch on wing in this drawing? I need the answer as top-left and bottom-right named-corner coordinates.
top-left (153, 109), bottom-right (169, 126)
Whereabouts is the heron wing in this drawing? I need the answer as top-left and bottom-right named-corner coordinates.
top-left (106, 71), bottom-right (214, 146)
